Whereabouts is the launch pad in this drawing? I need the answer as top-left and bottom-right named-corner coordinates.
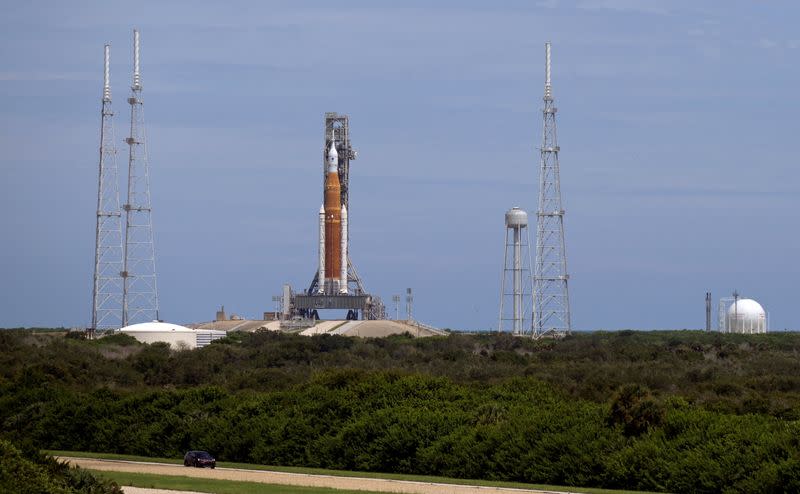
top-left (293, 294), bottom-right (380, 321)
top-left (293, 294), bottom-right (372, 310)
top-left (284, 113), bottom-right (385, 321)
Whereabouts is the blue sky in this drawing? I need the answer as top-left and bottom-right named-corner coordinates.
top-left (1, 1), bottom-right (798, 330)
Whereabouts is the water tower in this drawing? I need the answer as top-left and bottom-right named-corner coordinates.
top-left (499, 207), bottom-right (533, 335)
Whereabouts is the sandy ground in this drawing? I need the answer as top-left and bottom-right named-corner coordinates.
top-left (62, 457), bottom-right (576, 494)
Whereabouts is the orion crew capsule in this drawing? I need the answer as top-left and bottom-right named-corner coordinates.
top-left (318, 131), bottom-right (348, 294)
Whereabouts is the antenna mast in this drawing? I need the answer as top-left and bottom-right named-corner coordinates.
top-left (122, 29), bottom-right (160, 326)
top-left (90, 44), bottom-right (124, 335)
top-left (533, 42), bottom-right (572, 338)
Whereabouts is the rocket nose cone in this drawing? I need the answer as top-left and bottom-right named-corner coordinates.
top-left (327, 141), bottom-right (339, 171)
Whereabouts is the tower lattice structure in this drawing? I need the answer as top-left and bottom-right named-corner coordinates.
top-left (533, 42), bottom-right (572, 338)
top-left (122, 29), bottom-right (159, 326)
top-left (90, 44), bottom-right (124, 332)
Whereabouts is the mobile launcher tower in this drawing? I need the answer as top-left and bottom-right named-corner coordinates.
top-left (289, 113), bottom-right (385, 320)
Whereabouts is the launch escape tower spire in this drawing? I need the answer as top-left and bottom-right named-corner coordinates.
top-left (122, 29), bottom-right (160, 326)
top-left (533, 42), bottom-right (572, 338)
top-left (499, 208), bottom-right (533, 335)
top-left (90, 44), bottom-right (124, 334)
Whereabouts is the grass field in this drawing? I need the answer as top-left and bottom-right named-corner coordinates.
top-left (90, 470), bottom-right (382, 494)
top-left (52, 450), bottom-right (655, 494)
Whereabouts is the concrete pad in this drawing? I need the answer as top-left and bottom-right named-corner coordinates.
top-left (336, 320), bottom-right (440, 338)
top-left (330, 321), bottom-right (363, 335)
top-left (299, 320), bottom-right (345, 336)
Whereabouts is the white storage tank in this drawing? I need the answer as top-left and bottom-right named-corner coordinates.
top-left (725, 299), bottom-right (767, 334)
top-left (120, 321), bottom-right (226, 349)
top-left (505, 207), bottom-right (528, 228)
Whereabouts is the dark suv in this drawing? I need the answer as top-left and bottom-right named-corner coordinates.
top-left (183, 450), bottom-right (216, 468)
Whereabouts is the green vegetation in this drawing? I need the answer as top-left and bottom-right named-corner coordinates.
top-left (4, 329), bottom-right (800, 493)
top-left (0, 439), bottom-right (120, 493)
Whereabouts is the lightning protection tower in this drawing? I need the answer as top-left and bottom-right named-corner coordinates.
top-left (122, 29), bottom-right (160, 326)
top-left (499, 207), bottom-right (533, 335)
top-left (533, 42), bottom-right (572, 338)
top-left (90, 44), bottom-right (124, 335)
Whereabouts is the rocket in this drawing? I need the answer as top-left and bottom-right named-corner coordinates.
top-left (318, 133), bottom-right (348, 294)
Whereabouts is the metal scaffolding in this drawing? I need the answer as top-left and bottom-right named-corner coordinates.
top-left (533, 42), bottom-right (572, 338)
top-left (90, 44), bottom-right (124, 334)
top-left (122, 29), bottom-right (160, 326)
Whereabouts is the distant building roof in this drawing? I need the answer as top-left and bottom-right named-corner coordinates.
top-left (120, 321), bottom-right (194, 333)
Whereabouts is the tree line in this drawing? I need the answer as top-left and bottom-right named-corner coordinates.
top-left (2, 329), bottom-right (800, 492)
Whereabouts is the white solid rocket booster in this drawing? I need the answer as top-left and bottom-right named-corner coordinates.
top-left (340, 205), bottom-right (348, 294)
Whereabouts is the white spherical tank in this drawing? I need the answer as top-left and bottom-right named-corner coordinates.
top-left (505, 207), bottom-right (528, 228)
top-left (726, 299), bottom-right (767, 334)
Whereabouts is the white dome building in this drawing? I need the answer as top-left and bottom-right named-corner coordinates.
top-left (725, 299), bottom-right (767, 334)
top-left (120, 321), bottom-right (226, 349)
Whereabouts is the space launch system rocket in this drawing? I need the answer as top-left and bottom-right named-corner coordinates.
top-left (318, 134), bottom-right (348, 294)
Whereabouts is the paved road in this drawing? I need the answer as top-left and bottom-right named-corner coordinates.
top-left (61, 457), bottom-right (578, 494)
top-left (124, 488), bottom-right (206, 494)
